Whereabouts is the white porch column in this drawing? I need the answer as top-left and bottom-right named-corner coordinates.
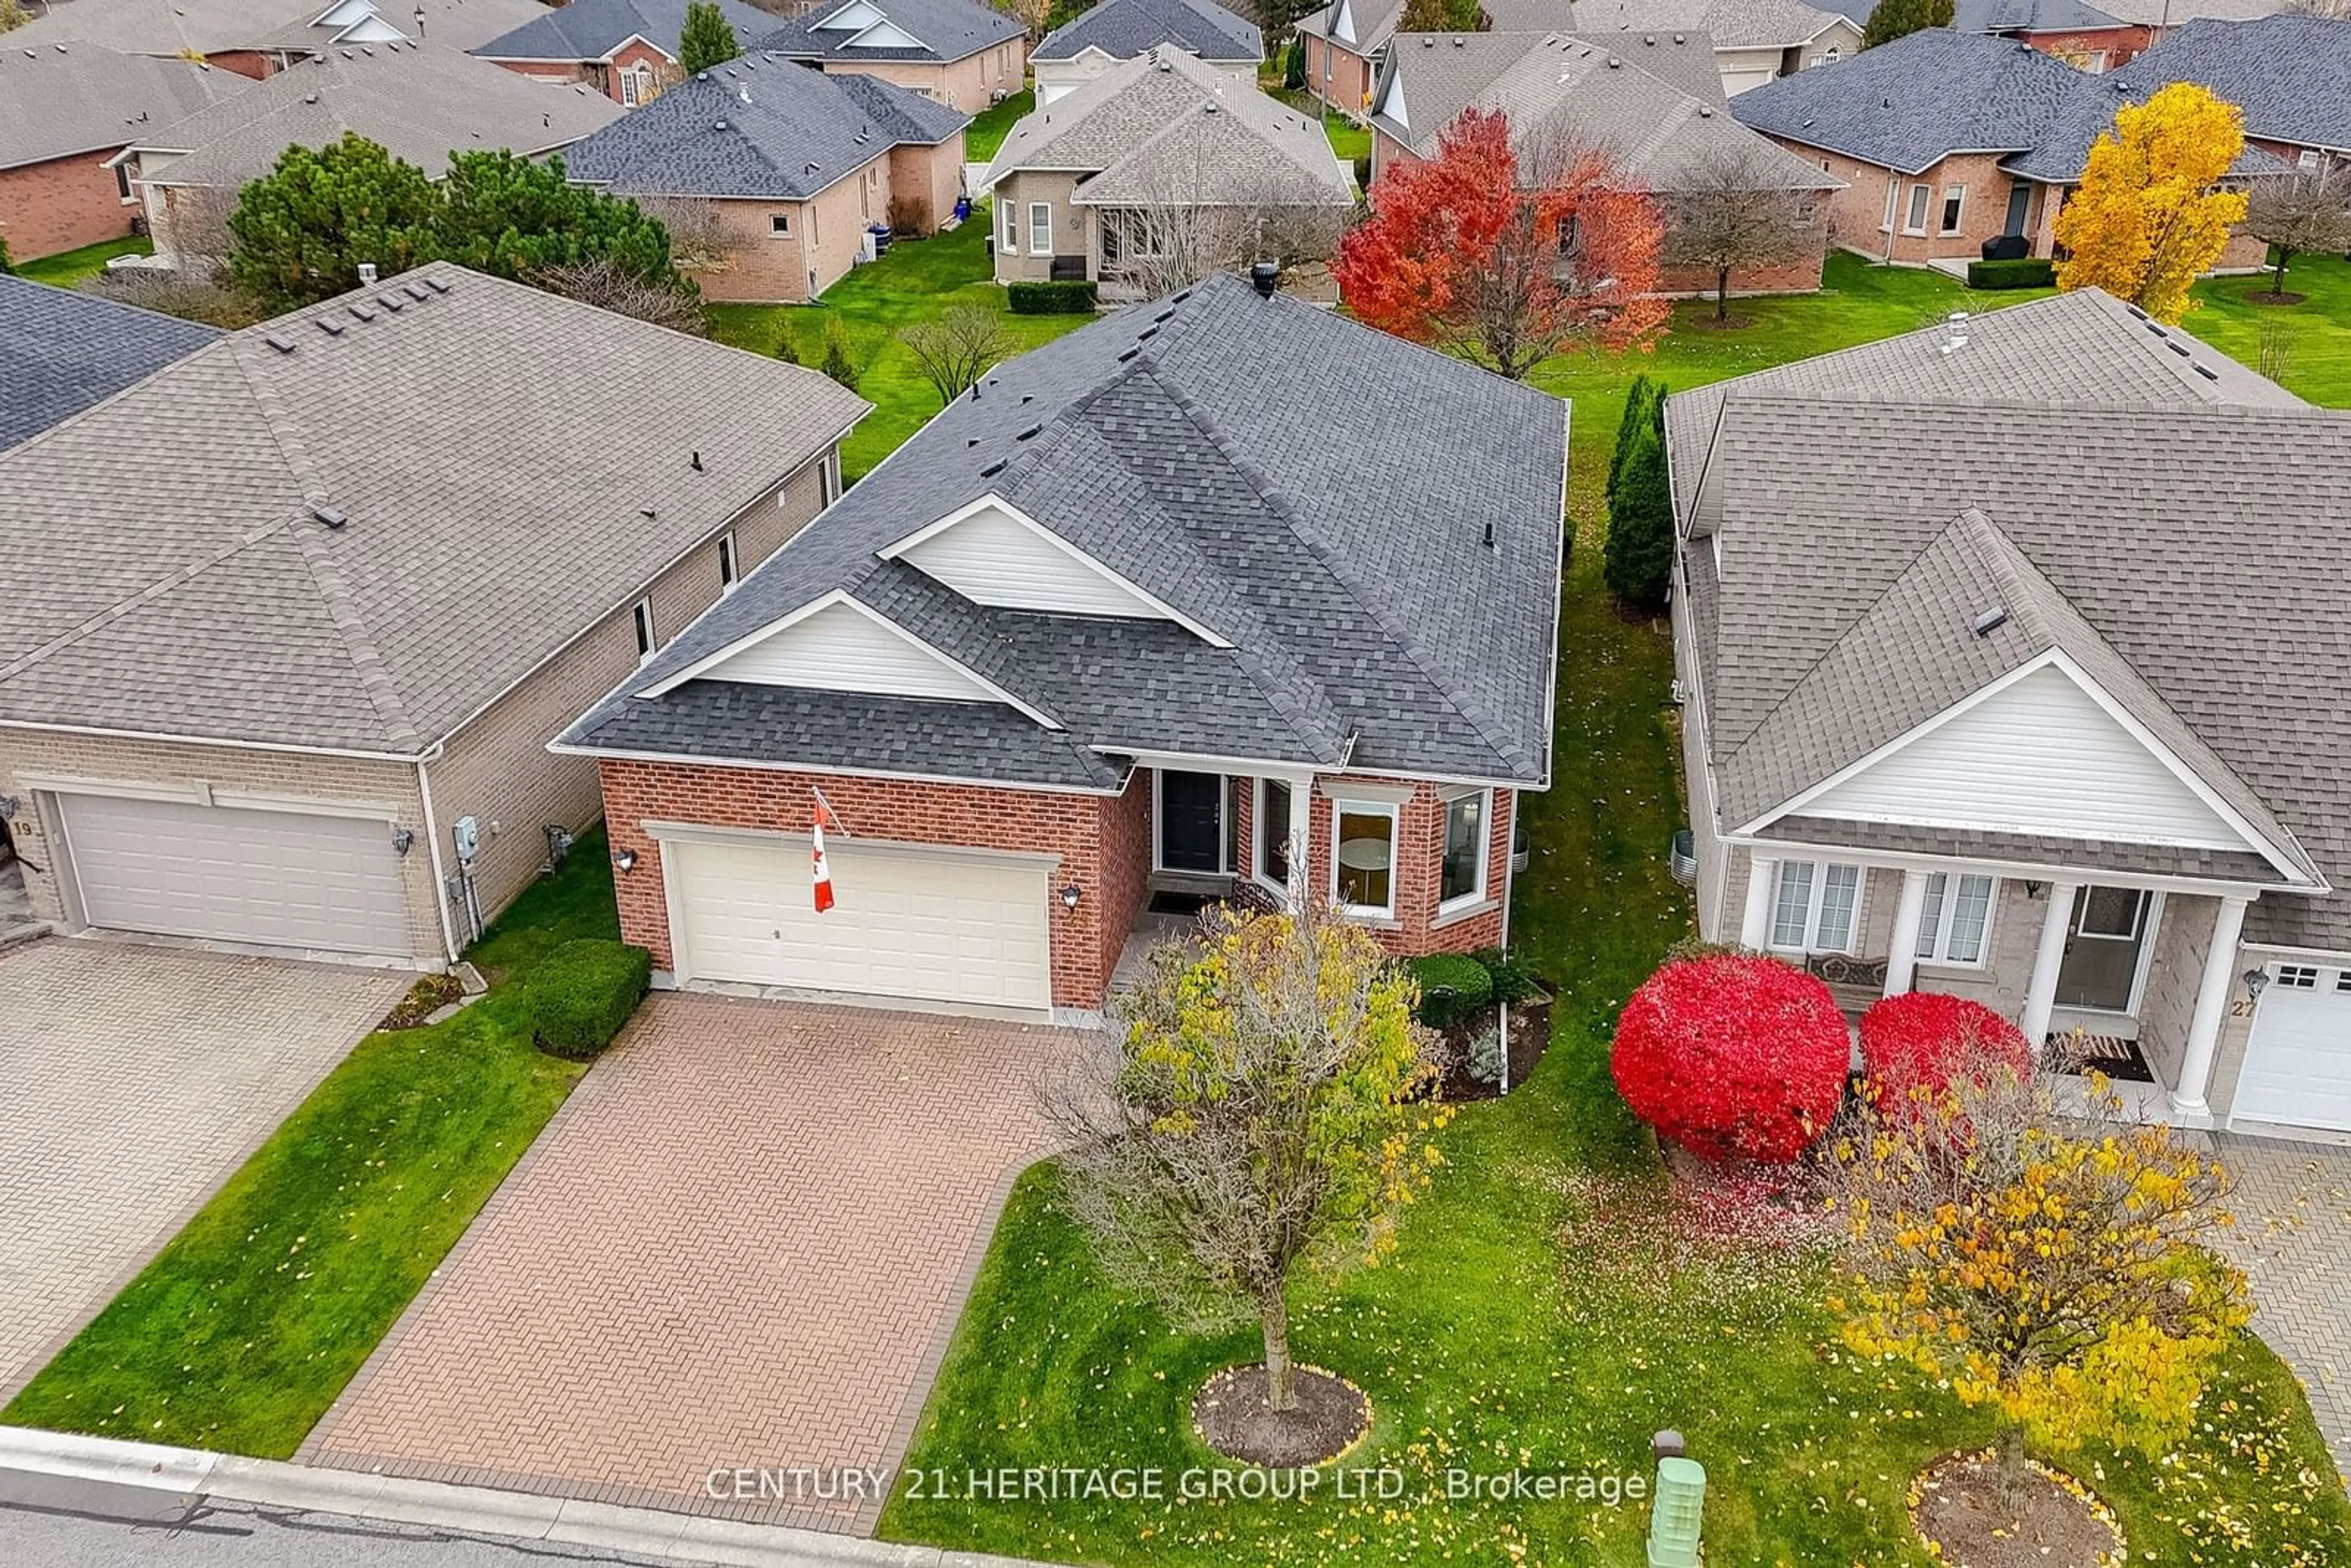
top-left (2170, 895), bottom-right (2251, 1121)
top-left (2020, 880), bottom-right (2081, 1052)
top-left (1883, 869), bottom-right (1930, 997)
top-left (1739, 855), bottom-right (1777, 950)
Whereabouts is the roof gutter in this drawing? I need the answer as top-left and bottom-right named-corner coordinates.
top-left (0, 716), bottom-right (441, 765)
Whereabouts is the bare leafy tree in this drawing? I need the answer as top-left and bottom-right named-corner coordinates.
top-left (901, 302), bottom-right (1013, 405)
top-left (1041, 902), bottom-right (1447, 1414)
top-left (631, 195), bottom-right (730, 276)
top-left (1660, 144), bottom-right (1815, 323)
top-left (0, 0), bottom-right (29, 34)
top-left (2241, 167), bottom-right (2351, 298)
top-left (995, 0), bottom-right (1054, 39)
top-left (2280, 0), bottom-right (2351, 17)
top-left (152, 182), bottom-right (241, 271)
top-left (1087, 122), bottom-right (1353, 300)
top-left (79, 267), bottom-right (269, 329)
top-left (2258, 315), bottom-right (2296, 381)
top-left (530, 257), bottom-right (710, 336)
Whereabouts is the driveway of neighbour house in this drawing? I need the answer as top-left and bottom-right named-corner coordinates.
top-left (0, 940), bottom-right (410, 1396)
top-left (301, 994), bottom-right (1092, 1535)
top-left (2212, 1133), bottom-right (2351, 1479)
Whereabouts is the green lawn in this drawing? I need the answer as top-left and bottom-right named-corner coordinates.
top-left (708, 214), bottom-right (1092, 481)
top-left (15, 235), bottom-right (152, 288)
top-left (876, 252), bottom-right (2351, 1566)
top-left (1323, 112), bottom-right (1370, 166)
top-left (1, 837), bottom-right (620, 1457)
top-left (966, 89), bottom-right (1033, 163)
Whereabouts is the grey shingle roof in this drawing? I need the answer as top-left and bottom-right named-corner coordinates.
top-left (127, 40), bottom-right (621, 189)
top-left (1035, 0), bottom-right (1262, 64)
top-left (2, 0), bottom-right (549, 59)
top-left (563, 54), bottom-right (966, 200)
top-left (1299, 0), bottom-right (1579, 48)
top-left (1375, 29), bottom-right (1839, 192)
top-left (2089, 0), bottom-right (2280, 24)
top-left (1675, 389), bottom-right (2351, 947)
top-left (1561, 0), bottom-right (1852, 49)
top-left (564, 272), bottom-right (1568, 790)
top-left (2076, 16), bottom-right (2351, 159)
top-left (471, 0), bottom-right (777, 64)
top-left (0, 42), bottom-right (246, 172)
top-left (0, 276), bottom-right (220, 452)
top-left (755, 0), bottom-right (1026, 67)
top-left (0, 266), bottom-right (869, 756)
top-left (1952, 0), bottom-right (2123, 32)
top-left (985, 47), bottom-right (1350, 207)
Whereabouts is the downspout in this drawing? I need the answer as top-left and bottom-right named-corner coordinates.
top-left (416, 754), bottom-right (460, 966)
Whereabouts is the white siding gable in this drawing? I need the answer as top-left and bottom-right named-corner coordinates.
top-left (845, 18), bottom-right (926, 47)
top-left (696, 600), bottom-right (1002, 703)
top-left (898, 503), bottom-right (1165, 619)
top-left (1800, 664), bottom-right (2251, 849)
top-left (1377, 72), bottom-right (1406, 130)
top-left (816, 0), bottom-right (885, 29)
top-left (1332, 0), bottom-right (1356, 45)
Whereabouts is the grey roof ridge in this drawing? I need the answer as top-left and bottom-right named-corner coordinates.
top-left (1147, 354), bottom-right (1535, 778)
top-left (222, 332), bottom-right (427, 752)
top-left (1713, 385), bottom-right (2350, 426)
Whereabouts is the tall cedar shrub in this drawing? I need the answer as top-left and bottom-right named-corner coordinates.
top-left (678, 1), bottom-right (741, 73)
top-left (1283, 35), bottom-right (1305, 90)
top-left (1602, 391), bottom-right (1674, 611)
top-left (1610, 951), bottom-right (1848, 1163)
top-left (1605, 373), bottom-right (1660, 510)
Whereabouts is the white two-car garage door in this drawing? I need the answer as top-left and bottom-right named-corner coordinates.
top-left (2237, 962), bottom-right (2351, 1132)
top-left (58, 792), bottom-right (410, 956)
top-left (666, 834), bottom-right (1053, 1011)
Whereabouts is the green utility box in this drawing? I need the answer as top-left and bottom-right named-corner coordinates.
top-left (1647, 1455), bottom-right (1706, 1567)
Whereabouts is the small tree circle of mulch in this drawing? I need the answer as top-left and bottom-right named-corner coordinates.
top-left (1192, 1365), bottom-right (1371, 1468)
top-left (2244, 290), bottom-right (2306, 306)
top-left (1690, 312), bottom-right (1757, 331)
top-left (1911, 1450), bottom-right (2123, 1568)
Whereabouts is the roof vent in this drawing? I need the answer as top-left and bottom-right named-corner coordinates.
top-left (357, 261), bottom-right (378, 286)
top-left (1673, 30), bottom-right (1684, 41)
top-left (716, 118), bottom-right (729, 130)
top-left (2193, 362), bottom-right (2219, 380)
top-left (1017, 423), bottom-right (1042, 441)
top-left (980, 458), bottom-right (1008, 476)
top-left (1138, 325), bottom-right (1159, 340)
top-left (1608, 55), bottom-right (1622, 67)
top-left (264, 334), bottom-right (296, 354)
top-left (2166, 339), bottom-right (2189, 356)
top-left (315, 317), bottom-right (344, 336)
top-left (1643, 32), bottom-right (1654, 42)
top-left (1939, 310), bottom-right (1970, 354)
top-left (1970, 607), bottom-right (2009, 638)
top-left (404, 282), bottom-right (431, 301)
top-left (1118, 345), bottom-right (1141, 361)
top-left (1452, 34), bottom-right (1463, 45)
top-left (310, 505), bottom-right (349, 530)
top-left (2124, 302), bottom-right (2148, 320)
top-left (1698, 105), bottom-right (1712, 116)
top-left (1422, 34), bottom-right (1433, 45)
top-left (348, 304), bottom-right (376, 322)
top-left (424, 276), bottom-right (451, 293)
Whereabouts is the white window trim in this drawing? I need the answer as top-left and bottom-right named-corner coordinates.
top-left (1902, 183), bottom-right (1931, 236)
top-left (1915, 871), bottom-right (1997, 968)
top-left (1881, 179), bottom-right (1899, 233)
top-left (1253, 775), bottom-right (1295, 896)
top-left (1000, 200), bottom-right (1018, 252)
top-left (1437, 787), bottom-right (1490, 913)
top-left (1029, 201), bottom-right (1052, 255)
top-left (631, 597), bottom-right (658, 664)
top-left (771, 211), bottom-right (791, 237)
top-left (1938, 183), bottom-right (1965, 236)
top-left (1768, 858), bottom-right (1864, 955)
top-left (1329, 798), bottom-right (1400, 919)
top-left (718, 530), bottom-right (739, 593)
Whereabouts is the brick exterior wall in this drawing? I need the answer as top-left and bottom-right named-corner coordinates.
top-left (990, 170), bottom-right (1086, 283)
top-left (204, 50), bottom-right (276, 80)
top-left (0, 150), bottom-right (139, 263)
top-left (1304, 35), bottom-right (1374, 118)
top-left (691, 138), bottom-right (960, 304)
top-left (817, 40), bottom-right (1027, 114)
top-left (2021, 25), bottom-right (2151, 69)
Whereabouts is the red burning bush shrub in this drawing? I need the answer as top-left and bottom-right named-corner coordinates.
top-left (1610, 953), bottom-right (1848, 1164)
top-left (1858, 991), bottom-right (2031, 1113)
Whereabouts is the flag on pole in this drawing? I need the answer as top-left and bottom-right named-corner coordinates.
top-left (811, 792), bottom-right (839, 912)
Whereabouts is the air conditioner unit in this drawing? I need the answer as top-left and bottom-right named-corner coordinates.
top-left (856, 231), bottom-right (879, 264)
top-left (989, 87), bottom-right (1007, 102)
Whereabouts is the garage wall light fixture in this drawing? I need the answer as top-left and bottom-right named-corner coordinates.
top-left (2243, 968), bottom-right (2270, 999)
top-left (0, 795), bottom-right (17, 821)
top-left (614, 849), bottom-right (639, 873)
top-left (1059, 882), bottom-right (1082, 909)
top-left (391, 827), bottom-right (416, 857)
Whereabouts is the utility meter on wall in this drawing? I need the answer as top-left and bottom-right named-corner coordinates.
top-left (453, 815), bottom-right (482, 865)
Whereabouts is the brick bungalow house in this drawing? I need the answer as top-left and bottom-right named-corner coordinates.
top-left (0, 0), bottom-right (547, 81)
top-left (0, 43), bottom-right (241, 263)
top-left (1668, 288), bottom-right (2351, 1137)
top-left (556, 271), bottom-right (1567, 1021)
top-left (0, 267), bottom-right (865, 968)
top-left (2071, 15), bottom-right (2351, 173)
top-left (1731, 26), bottom-right (2282, 268)
top-left (1835, 0), bottom-right (2290, 73)
top-left (563, 54), bottom-right (969, 302)
top-left (1368, 31), bottom-right (1842, 298)
top-left (1032, 0), bottom-right (1264, 105)
top-left (471, 0), bottom-right (779, 105)
top-left (0, 276), bottom-right (220, 453)
top-left (754, 0), bottom-right (1030, 114)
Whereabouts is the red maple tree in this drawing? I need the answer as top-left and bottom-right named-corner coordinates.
top-left (1334, 107), bottom-right (1668, 379)
top-left (1610, 952), bottom-right (1849, 1165)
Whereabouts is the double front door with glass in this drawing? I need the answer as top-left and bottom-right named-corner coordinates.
top-left (2053, 885), bottom-right (2156, 1013)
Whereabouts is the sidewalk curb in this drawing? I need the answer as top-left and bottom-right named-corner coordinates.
top-left (0, 1427), bottom-right (1057, 1568)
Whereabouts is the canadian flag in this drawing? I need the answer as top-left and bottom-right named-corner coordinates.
top-left (811, 792), bottom-right (839, 912)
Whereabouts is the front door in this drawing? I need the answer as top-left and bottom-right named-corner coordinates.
top-left (1157, 770), bottom-right (1224, 874)
top-left (2003, 182), bottom-right (2033, 238)
top-left (2054, 885), bottom-right (2153, 1012)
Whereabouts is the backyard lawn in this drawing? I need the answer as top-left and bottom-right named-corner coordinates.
top-left (1, 837), bottom-right (620, 1457)
top-left (965, 89), bottom-right (1033, 162)
top-left (876, 252), bottom-right (2351, 1566)
top-left (15, 236), bottom-right (152, 288)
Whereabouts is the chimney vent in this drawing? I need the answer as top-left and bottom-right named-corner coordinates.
top-left (1970, 607), bottom-right (2009, 638)
top-left (358, 261), bottom-right (379, 285)
top-left (1250, 260), bottom-right (1279, 297)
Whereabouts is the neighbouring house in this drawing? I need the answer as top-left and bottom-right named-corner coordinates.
top-left (2055, 15), bottom-right (2351, 173)
top-left (1827, 0), bottom-right (2285, 71)
top-left (0, 274), bottom-right (220, 452)
top-left (983, 49), bottom-right (1354, 299)
top-left (1669, 287), bottom-right (2351, 1138)
top-left (0, 265), bottom-right (866, 969)
top-left (563, 53), bottom-right (968, 302)
top-left (752, 0), bottom-right (1029, 114)
top-left (1296, 0), bottom-right (1568, 119)
top-left (555, 270), bottom-right (1566, 1021)
top-left (0, 42), bottom-right (243, 262)
top-left (471, 0), bottom-right (782, 106)
top-left (1730, 26), bottom-right (2283, 269)
top-left (1032, 0), bottom-right (1263, 105)
top-left (1369, 31), bottom-right (1843, 298)
top-left (115, 42), bottom-right (624, 269)
top-left (0, 0), bottom-right (549, 80)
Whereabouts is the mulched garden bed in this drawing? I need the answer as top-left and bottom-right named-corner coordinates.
top-left (1438, 994), bottom-right (1552, 1101)
top-left (1911, 1451), bottom-right (2123, 1568)
top-left (380, 972), bottom-right (464, 1030)
top-left (2244, 290), bottom-right (2306, 306)
top-left (1193, 1364), bottom-right (1370, 1468)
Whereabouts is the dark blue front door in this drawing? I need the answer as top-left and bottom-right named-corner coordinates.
top-left (1158, 771), bottom-right (1223, 873)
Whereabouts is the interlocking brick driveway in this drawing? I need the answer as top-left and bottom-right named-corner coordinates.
top-left (0, 940), bottom-right (408, 1395)
top-left (304, 994), bottom-right (1090, 1534)
top-left (2213, 1133), bottom-right (2351, 1479)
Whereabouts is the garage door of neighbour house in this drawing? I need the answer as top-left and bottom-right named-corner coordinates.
top-left (2237, 962), bottom-right (2351, 1132)
top-left (667, 835), bottom-right (1053, 1011)
top-left (57, 792), bottom-right (410, 956)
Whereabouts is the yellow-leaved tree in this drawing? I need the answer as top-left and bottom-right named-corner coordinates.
top-left (2055, 81), bottom-right (2249, 322)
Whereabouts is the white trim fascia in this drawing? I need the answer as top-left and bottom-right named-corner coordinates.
top-left (2240, 938), bottom-right (2351, 963)
top-left (415, 756), bottom-right (460, 963)
top-left (1722, 831), bottom-right (2288, 901)
top-left (547, 740), bottom-right (1123, 796)
top-left (637, 588), bottom-right (1064, 730)
top-left (876, 494), bottom-right (1234, 647)
top-left (842, 19), bottom-right (936, 51)
top-left (595, 32), bottom-right (670, 64)
top-left (1094, 744), bottom-right (1537, 791)
top-left (1736, 648), bottom-right (2317, 884)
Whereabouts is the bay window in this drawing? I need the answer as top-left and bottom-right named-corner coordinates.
top-left (1915, 872), bottom-right (1995, 966)
top-left (1333, 801), bottom-right (1398, 917)
top-left (1256, 778), bottom-right (1293, 891)
top-left (1769, 860), bottom-right (1861, 954)
top-left (1439, 790), bottom-right (1488, 909)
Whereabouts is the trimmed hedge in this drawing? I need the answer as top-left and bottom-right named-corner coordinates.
top-left (1967, 257), bottom-right (2056, 290)
top-left (1405, 953), bottom-right (1494, 1031)
top-left (528, 939), bottom-right (653, 1061)
top-left (1471, 945), bottom-right (1539, 1005)
top-left (1007, 279), bottom-right (1098, 315)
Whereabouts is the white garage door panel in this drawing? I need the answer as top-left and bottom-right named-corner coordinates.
top-left (670, 836), bottom-right (1051, 1010)
top-left (62, 793), bottom-right (408, 955)
top-left (2237, 967), bottom-right (2351, 1132)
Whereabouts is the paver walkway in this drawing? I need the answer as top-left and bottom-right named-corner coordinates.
top-left (2212, 1132), bottom-right (2351, 1479)
top-left (304, 994), bottom-right (1092, 1535)
top-left (0, 940), bottom-right (407, 1394)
